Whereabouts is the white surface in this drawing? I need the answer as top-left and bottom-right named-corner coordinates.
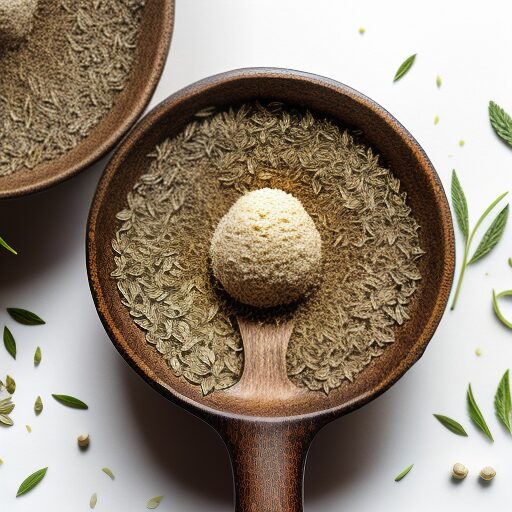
top-left (1, 1), bottom-right (512, 510)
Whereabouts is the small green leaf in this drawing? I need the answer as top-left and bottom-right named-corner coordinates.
top-left (469, 205), bottom-right (509, 264)
top-left (494, 370), bottom-right (512, 433)
top-left (6, 375), bottom-right (15, 395)
top-left (0, 236), bottom-right (17, 255)
top-left (489, 100), bottom-right (512, 148)
top-left (147, 496), bottom-right (163, 509)
top-left (34, 396), bottom-right (43, 415)
top-left (90, 492), bottom-right (98, 509)
top-left (493, 289), bottom-right (512, 329)
top-left (3, 326), bottom-right (16, 359)
top-left (25, 424), bottom-right (32, 433)
top-left (394, 464), bottom-right (414, 481)
top-left (102, 467), bottom-right (115, 480)
top-left (451, 170), bottom-right (469, 239)
top-left (0, 397), bottom-right (15, 415)
top-left (433, 414), bottom-right (468, 436)
top-left (508, 257), bottom-right (512, 268)
top-left (434, 115), bottom-right (439, 125)
top-left (16, 467), bottom-right (48, 497)
top-left (52, 394), bottom-right (88, 409)
top-left (0, 414), bottom-right (13, 426)
top-left (7, 308), bottom-right (45, 326)
top-left (34, 346), bottom-right (41, 366)
top-left (467, 384), bottom-right (493, 441)
top-left (436, 75), bottom-right (442, 88)
top-left (393, 54), bottom-right (417, 82)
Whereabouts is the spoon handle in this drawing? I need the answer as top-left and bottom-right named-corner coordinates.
top-left (215, 418), bottom-right (319, 512)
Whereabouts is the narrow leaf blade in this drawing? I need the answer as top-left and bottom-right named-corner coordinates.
top-left (16, 467), bottom-right (48, 497)
top-left (467, 384), bottom-right (493, 441)
top-left (469, 205), bottom-right (509, 264)
top-left (433, 414), bottom-right (468, 436)
top-left (34, 346), bottom-right (41, 366)
top-left (52, 394), bottom-right (88, 410)
top-left (394, 464), bottom-right (414, 481)
top-left (489, 100), bottom-right (512, 147)
top-left (393, 54), bottom-right (417, 82)
top-left (102, 467), bottom-right (115, 480)
top-left (3, 326), bottom-right (16, 359)
top-left (7, 308), bottom-right (45, 326)
top-left (90, 492), bottom-right (98, 509)
top-left (451, 170), bottom-right (469, 239)
top-left (0, 236), bottom-right (17, 255)
top-left (495, 369), bottom-right (512, 433)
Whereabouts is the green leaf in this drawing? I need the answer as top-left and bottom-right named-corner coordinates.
top-left (0, 236), bottom-right (17, 255)
top-left (102, 467), bottom-right (115, 480)
top-left (394, 464), bottom-right (414, 481)
top-left (393, 54), bottom-right (417, 82)
top-left (0, 414), bottom-right (14, 426)
top-left (436, 75), bottom-right (442, 88)
top-left (451, 170), bottom-right (469, 239)
top-left (433, 414), bottom-right (468, 436)
top-left (3, 326), bottom-right (16, 359)
top-left (469, 205), bottom-right (509, 264)
top-left (34, 346), bottom-right (41, 366)
top-left (489, 100), bottom-right (512, 147)
top-left (494, 370), bottom-right (512, 433)
top-left (7, 308), bottom-right (45, 326)
top-left (0, 397), bottom-right (15, 415)
top-left (147, 496), bottom-right (163, 509)
top-left (6, 375), bottom-right (16, 395)
top-left (16, 467), bottom-right (48, 497)
top-left (34, 396), bottom-right (43, 415)
top-left (90, 492), bottom-right (98, 509)
top-left (467, 384), bottom-right (493, 441)
top-left (493, 289), bottom-right (512, 329)
top-left (52, 394), bottom-right (88, 410)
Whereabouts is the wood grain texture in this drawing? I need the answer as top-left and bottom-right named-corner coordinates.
top-left (0, 0), bottom-right (174, 199)
top-left (87, 68), bottom-right (456, 511)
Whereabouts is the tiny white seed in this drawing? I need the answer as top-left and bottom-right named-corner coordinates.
top-left (452, 463), bottom-right (468, 480)
top-left (77, 433), bottom-right (90, 448)
top-left (480, 466), bottom-right (496, 481)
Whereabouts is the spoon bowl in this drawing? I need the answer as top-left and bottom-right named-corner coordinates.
top-left (87, 68), bottom-right (455, 511)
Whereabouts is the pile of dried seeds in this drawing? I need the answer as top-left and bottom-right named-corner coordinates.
top-left (0, 0), bottom-right (145, 176)
top-left (111, 102), bottom-right (423, 395)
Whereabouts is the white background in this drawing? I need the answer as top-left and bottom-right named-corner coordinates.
top-left (1, 0), bottom-right (512, 510)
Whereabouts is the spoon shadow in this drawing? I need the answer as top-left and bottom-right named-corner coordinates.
top-left (119, 352), bottom-right (391, 508)
top-left (0, 158), bottom-right (106, 292)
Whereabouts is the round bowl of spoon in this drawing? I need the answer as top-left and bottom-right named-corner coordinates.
top-left (0, 0), bottom-right (174, 198)
top-left (87, 68), bottom-right (455, 511)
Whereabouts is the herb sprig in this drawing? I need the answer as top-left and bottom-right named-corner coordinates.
top-left (450, 170), bottom-right (509, 310)
top-left (489, 101), bottom-right (512, 148)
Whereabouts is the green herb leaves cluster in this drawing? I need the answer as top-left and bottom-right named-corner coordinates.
top-left (393, 54), bottom-right (416, 82)
top-left (489, 101), bottom-right (512, 148)
top-left (450, 170), bottom-right (509, 310)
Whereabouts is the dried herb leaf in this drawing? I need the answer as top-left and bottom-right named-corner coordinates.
top-left (508, 257), bottom-right (512, 268)
top-left (90, 492), bottom-right (97, 509)
top-left (495, 370), bottom-right (512, 433)
top-left (0, 397), bottom-right (15, 415)
top-left (0, 236), bottom-right (17, 255)
top-left (467, 384), bottom-right (493, 441)
top-left (16, 467), bottom-right (48, 497)
top-left (52, 394), bottom-right (88, 409)
top-left (7, 308), bottom-right (45, 326)
top-left (34, 346), bottom-right (41, 366)
top-left (433, 414), bottom-right (468, 436)
top-left (147, 496), bottom-right (163, 509)
top-left (102, 467), bottom-right (115, 480)
top-left (489, 100), bottom-right (512, 148)
top-left (34, 396), bottom-right (43, 415)
top-left (469, 205), bottom-right (509, 264)
top-left (436, 75), bottom-right (442, 88)
top-left (393, 54), bottom-right (416, 82)
top-left (25, 424), bottom-right (32, 433)
top-left (394, 464), bottom-right (414, 481)
top-left (6, 375), bottom-right (16, 395)
top-left (3, 326), bottom-right (16, 359)
top-left (451, 170), bottom-right (469, 239)
top-left (0, 414), bottom-right (13, 426)
top-left (493, 290), bottom-right (512, 329)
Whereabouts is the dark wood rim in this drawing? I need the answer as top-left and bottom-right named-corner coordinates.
top-left (87, 67), bottom-right (455, 424)
top-left (0, 0), bottom-right (175, 199)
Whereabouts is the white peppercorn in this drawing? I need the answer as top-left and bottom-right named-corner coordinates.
top-left (479, 466), bottom-right (496, 481)
top-left (452, 463), bottom-right (468, 480)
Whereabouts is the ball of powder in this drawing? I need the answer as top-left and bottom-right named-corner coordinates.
top-left (0, 0), bottom-right (38, 49)
top-left (210, 188), bottom-right (322, 308)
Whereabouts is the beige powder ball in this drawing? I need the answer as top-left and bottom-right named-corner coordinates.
top-left (0, 0), bottom-right (38, 49)
top-left (210, 188), bottom-right (322, 308)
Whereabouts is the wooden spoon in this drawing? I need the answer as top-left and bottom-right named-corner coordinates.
top-left (87, 68), bottom-right (455, 511)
